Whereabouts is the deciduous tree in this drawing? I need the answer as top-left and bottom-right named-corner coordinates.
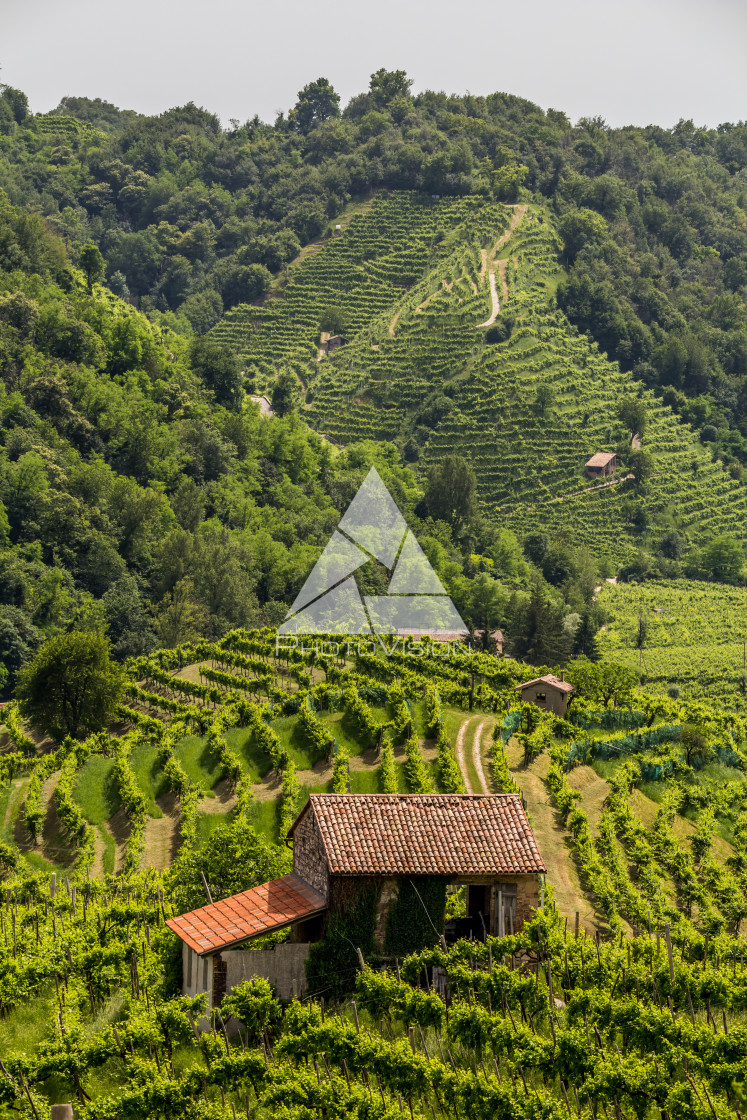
top-left (16, 631), bottom-right (124, 739)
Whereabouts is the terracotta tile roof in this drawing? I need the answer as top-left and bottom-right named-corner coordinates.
top-left (515, 673), bottom-right (575, 695)
top-left (290, 794), bottom-right (546, 876)
top-left (166, 873), bottom-right (326, 956)
top-left (585, 452), bottom-right (617, 467)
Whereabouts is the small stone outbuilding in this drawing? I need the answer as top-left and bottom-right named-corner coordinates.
top-left (585, 452), bottom-right (618, 478)
top-left (515, 672), bottom-right (574, 717)
top-left (167, 794), bottom-right (546, 1012)
top-left (319, 333), bottom-right (349, 356)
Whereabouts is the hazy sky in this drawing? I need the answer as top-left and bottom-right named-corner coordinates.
top-left (2, 0), bottom-right (746, 129)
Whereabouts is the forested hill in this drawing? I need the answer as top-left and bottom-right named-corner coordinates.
top-left (2, 73), bottom-right (747, 697)
top-left (2, 74), bottom-right (747, 462)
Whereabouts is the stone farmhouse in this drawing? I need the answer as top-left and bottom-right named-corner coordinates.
top-left (167, 794), bottom-right (546, 1007)
top-left (585, 452), bottom-right (618, 479)
top-left (515, 672), bottom-right (574, 717)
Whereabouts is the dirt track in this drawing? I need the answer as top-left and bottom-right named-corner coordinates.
top-left (454, 717), bottom-right (476, 793)
top-left (505, 741), bottom-right (601, 933)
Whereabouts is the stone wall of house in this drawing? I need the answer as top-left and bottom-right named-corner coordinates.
top-left (326, 876), bottom-right (397, 951)
top-left (495, 874), bottom-right (540, 930)
top-left (516, 875), bottom-right (540, 929)
top-left (519, 682), bottom-right (568, 718)
top-left (220, 944), bottom-right (311, 1009)
top-left (291, 808), bottom-right (329, 898)
top-left (463, 874), bottom-right (542, 934)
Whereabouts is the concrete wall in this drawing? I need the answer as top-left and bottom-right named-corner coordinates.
top-left (291, 809), bottom-right (329, 898)
top-left (221, 943), bottom-right (311, 1004)
top-left (182, 941), bottom-right (213, 1005)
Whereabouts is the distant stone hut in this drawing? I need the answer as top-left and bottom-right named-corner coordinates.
top-left (585, 452), bottom-right (618, 479)
top-left (167, 794), bottom-right (546, 1012)
top-left (319, 333), bottom-right (349, 356)
top-left (515, 672), bottom-right (574, 718)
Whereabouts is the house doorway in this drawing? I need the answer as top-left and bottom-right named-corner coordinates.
top-left (466, 885), bottom-right (490, 940)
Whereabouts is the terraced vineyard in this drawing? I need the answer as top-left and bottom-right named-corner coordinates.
top-left (33, 114), bottom-right (105, 142)
top-left (597, 579), bottom-right (747, 709)
top-left (210, 193), bottom-right (508, 394)
top-left (0, 632), bottom-right (746, 1116)
top-left (218, 191), bottom-right (747, 563)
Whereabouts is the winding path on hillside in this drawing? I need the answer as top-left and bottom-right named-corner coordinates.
top-left (454, 717), bottom-right (476, 793)
top-left (478, 273), bottom-right (500, 327)
top-left (142, 793), bottom-right (182, 871)
top-left (471, 721), bottom-right (489, 793)
top-left (504, 739), bottom-right (601, 934)
top-left (477, 203), bottom-right (527, 328)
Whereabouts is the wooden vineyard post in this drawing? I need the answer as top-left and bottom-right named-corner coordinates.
top-left (664, 924), bottom-right (674, 984)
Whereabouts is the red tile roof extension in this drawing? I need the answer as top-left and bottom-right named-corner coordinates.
top-left (166, 873), bottom-right (326, 955)
top-left (289, 794), bottom-right (546, 877)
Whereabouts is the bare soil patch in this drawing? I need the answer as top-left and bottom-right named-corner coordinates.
top-left (142, 791), bottom-right (181, 871)
top-left (105, 808), bottom-right (131, 874)
top-left (454, 717), bottom-right (476, 794)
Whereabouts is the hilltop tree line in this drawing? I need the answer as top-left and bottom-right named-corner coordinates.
top-left (0, 73), bottom-right (747, 461)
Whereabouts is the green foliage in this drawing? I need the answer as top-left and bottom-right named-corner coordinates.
top-left (384, 877), bottom-right (447, 957)
top-left (297, 702), bottom-right (336, 763)
top-left (77, 241), bottom-right (104, 293)
top-left (332, 744), bottom-right (350, 792)
top-left (271, 368), bottom-right (302, 417)
top-left (278, 758), bottom-right (301, 840)
top-left (167, 800), bottom-right (289, 914)
top-left (189, 336), bottom-right (243, 410)
top-left (292, 78), bottom-right (341, 134)
top-left (424, 454), bottom-right (477, 533)
top-left (378, 729), bottom-right (398, 792)
top-left (16, 631), bottom-right (124, 739)
top-left (221, 978), bottom-right (282, 1041)
top-left (306, 885), bottom-right (381, 1001)
top-left (566, 657), bottom-right (638, 709)
top-left (403, 731), bottom-right (434, 793)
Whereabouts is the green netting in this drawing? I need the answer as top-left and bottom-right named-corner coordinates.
top-left (501, 710), bottom-right (522, 743)
top-left (568, 709), bottom-right (647, 732)
top-left (563, 724), bottom-right (682, 769)
top-left (640, 759), bottom-right (675, 781)
top-left (717, 746), bottom-right (743, 769)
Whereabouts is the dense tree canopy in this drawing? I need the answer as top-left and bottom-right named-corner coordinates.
top-left (16, 630), bottom-right (124, 739)
top-left (1, 72), bottom-right (745, 475)
top-left (1, 75), bottom-right (746, 696)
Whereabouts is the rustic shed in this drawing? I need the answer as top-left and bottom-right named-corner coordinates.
top-left (167, 794), bottom-right (546, 1011)
top-left (319, 333), bottom-right (349, 356)
top-left (585, 452), bottom-right (618, 479)
top-left (515, 672), bottom-right (574, 717)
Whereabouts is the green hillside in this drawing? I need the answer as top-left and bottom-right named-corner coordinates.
top-left (224, 191), bottom-right (747, 565)
top-left (597, 578), bottom-right (747, 706)
top-left (0, 632), bottom-right (746, 1116)
top-left (2, 69), bottom-right (747, 1120)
